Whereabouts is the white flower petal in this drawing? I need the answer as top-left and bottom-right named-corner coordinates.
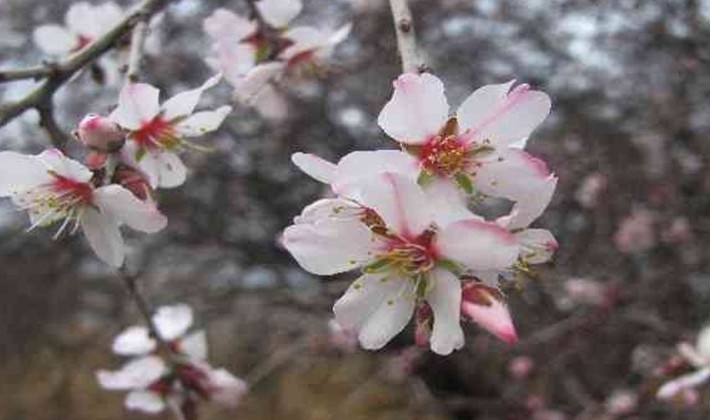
top-left (154, 151), bottom-right (187, 189)
top-left (119, 142), bottom-right (159, 189)
top-left (32, 25), bottom-right (75, 55)
top-left (37, 149), bottom-right (93, 182)
top-left (464, 84), bottom-right (551, 147)
top-left (436, 219), bottom-right (519, 271)
top-left (356, 172), bottom-right (433, 239)
top-left (256, 0), bottom-right (302, 28)
top-left (428, 269), bottom-right (464, 355)
top-left (331, 150), bottom-right (418, 198)
top-left (94, 185), bottom-right (167, 233)
top-left (125, 390), bottom-right (166, 413)
top-left (231, 62), bottom-right (285, 101)
top-left (96, 356), bottom-right (167, 390)
top-left (210, 43), bottom-right (258, 84)
top-left (179, 330), bottom-right (208, 361)
top-left (356, 279), bottom-right (416, 350)
top-left (110, 83), bottom-right (161, 130)
top-left (697, 326), bottom-right (710, 359)
top-left (283, 202), bottom-right (378, 275)
top-left (280, 26), bottom-right (324, 60)
top-left (207, 367), bottom-right (248, 408)
top-left (66, 2), bottom-right (96, 35)
top-left (203, 8), bottom-right (256, 42)
top-left (175, 106), bottom-right (231, 137)
top-left (424, 178), bottom-right (475, 226)
top-left (377, 73), bottom-right (449, 144)
top-left (515, 228), bottom-right (558, 264)
top-left (112, 326), bottom-right (156, 356)
top-left (500, 175), bottom-right (558, 230)
top-left (657, 368), bottom-right (710, 400)
top-left (81, 207), bottom-right (124, 267)
top-left (153, 304), bottom-right (193, 341)
top-left (162, 74), bottom-right (222, 121)
top-left (291, 152), bottom-right (336, 184)
top-left (0, 152), bottom-right (50, 197)
top-left (456, 80), bottom-right (514, 132)
top-left (474, 149), bottom-right (551, 201)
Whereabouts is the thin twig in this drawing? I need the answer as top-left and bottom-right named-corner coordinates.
top-left (0, 0), bottom-right (171, 130)
top-left (126, 20), bottom-right (149, 82)
top-left (37, 105), bottom-right (72, 151)
top-left (387, 0), bottom-right (425, 74)
top-left (118, 265), bottom-right (173, 355)
top-left (245, 337), bottom-right (311, 386)
top-left (0, 63), bottom-right (58, 83)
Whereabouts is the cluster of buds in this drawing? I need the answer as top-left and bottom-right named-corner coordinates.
top-left (203, 0), bottom-right (351, 119)
top-left (97, 304), bottom-right (247, 416)
top-left (283, 72), bottom-right (558, 355)
top-left (0, 74), bottom-right (230, 266)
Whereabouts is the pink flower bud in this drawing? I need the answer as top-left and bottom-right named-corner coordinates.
top-left (461, 281), bottom-right (517, 344)
top-left (509, 356), bottom-right (534, 380)
top-left (77, 113), bottom-right (125, 153)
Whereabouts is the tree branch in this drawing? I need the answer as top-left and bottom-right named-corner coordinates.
top-left (0, 0), bottom-right (171, 130)
top-left (37, 105), bottom-right (72, 151)
top-left (126, 20), bottom-right (149, 82)
top-left (387, 0), bottom-right (425, 74)
top-left (0, 63), bottom-right (58, 83)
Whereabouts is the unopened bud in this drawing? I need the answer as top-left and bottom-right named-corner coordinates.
top-left (77, 113), bottom-right (125, 153)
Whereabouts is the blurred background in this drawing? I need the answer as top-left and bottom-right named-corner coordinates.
top-left (1, 0), bottom-right (710, 418)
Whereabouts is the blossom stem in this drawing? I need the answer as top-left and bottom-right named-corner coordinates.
top-left (0, 63), bottom-right (58, 83)
top-left (387, 0), bottom-right (426, 74)
top-left (118, 265), bottom-right (173, 355)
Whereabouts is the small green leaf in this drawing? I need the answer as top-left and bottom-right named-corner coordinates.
top-left (134, 147), bottom-right (146, 162)
top-left (454, 173), bottom-right (473, 194)
top-left (417, 170), bottom-right (434, 186)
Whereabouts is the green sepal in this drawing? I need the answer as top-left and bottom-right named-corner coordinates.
top-left (454, 172), bottom-right (474, 195)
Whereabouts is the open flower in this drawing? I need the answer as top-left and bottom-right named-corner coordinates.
top-left (377, 73), bottom-right (552, 204)
top-left (657, 326), bottom-right (710, 401)
top-left (33, 2), bottom-right (123, 56)
top-left (97, 304), bottom-right (247, 415)
top-left (109, 74), bottom-right (231, 189)
top-left (283, 172), bottom-right (519, 355)
top-left (0, 149), bottom-right (166, 267)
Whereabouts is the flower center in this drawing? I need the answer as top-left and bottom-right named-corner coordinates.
top-left (131, 116), bottom-right (179, 150)
top-left (382, 238), bottom-right (436, 275)
top-left (419, 134), bottom-right (468, 176)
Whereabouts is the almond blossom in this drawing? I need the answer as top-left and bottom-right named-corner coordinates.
top-left (377, 73), bottom-right (552, 205)
top-left (33, 2), bottom-right (123, 56)
top-left (0, 149), bottom-right (166, 267)
top-left (97, 304), bottom-right (247, 415)
top-left (109, 74), bottom-right (232, 189)
top-left (657, 326), bottom-right (710, 401)
top-left (283, 171), bottom-right (520, 355)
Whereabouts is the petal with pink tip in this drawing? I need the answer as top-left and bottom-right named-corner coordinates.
top-left (110, 83), bottom-right (161, 130)
top-left (462, 84), bottom-right (551, 147)
top-left (461, 289), bottom-right (517, 344)
top-left (499, 175), bottom-right (558, 230)
top-left (112, 326), bottom-right (156, 356)
top-left (256, 0), bottom-right (302, 28)
top-left (436, 219), bottom-right (519, 271)
top-left (356, 172), bottom-right (434, 239)
top-left (377, 73), bottom-right (449, 144)
top-left (456, 80), bottom-right (515, 131)
top-left (37, 148), bottom-right (93, 183)
top-left (474, 149), bottom-right (551, 201)
top-left (428, 269), bottom-right (464, 355)
top-left (332, 150), bottom-right (418, 198)
top-left (515, 228), bottom-right (558, 264)
top-left (291, 152), bottom-right (336, 184)
top-left (657, 368), bottom-right (710, 400)
top-left (94, 185), bottom-right (167, 233)
top-left (153, 304), bottom-right (193, 341)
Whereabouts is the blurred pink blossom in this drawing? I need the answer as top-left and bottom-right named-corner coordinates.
top-left (614, 209), bottom-right (656, 253)
top-left (508, 355), bottom-right (534, 380)
top-left (575, 172), bottom-right (607, 209)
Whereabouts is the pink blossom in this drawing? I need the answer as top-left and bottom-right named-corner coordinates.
top-left (657, 326), bottom-right (710, 401)
top-left (575, 172), bottom-right (607, 208)
top-left (509, 356), bottom-right (535, 380)
top-left (661, 217), bottom-right (691, 245)
top-left (77, 113), bottom-right (125, 153)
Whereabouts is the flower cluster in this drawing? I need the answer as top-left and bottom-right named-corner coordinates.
top-left (203, 0), bottom-right (351, 119)
top-left (0, 75), bottom-right (230, 267)
top-left (657, 326), bottom-right (710, 402)
top-left (283, 72), bottom-right (557, 355)
top-left (97, 304), bottom-right (247, 415)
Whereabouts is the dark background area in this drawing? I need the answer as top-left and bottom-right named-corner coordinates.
top-left (1, 0), bottom-right (710, 418)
